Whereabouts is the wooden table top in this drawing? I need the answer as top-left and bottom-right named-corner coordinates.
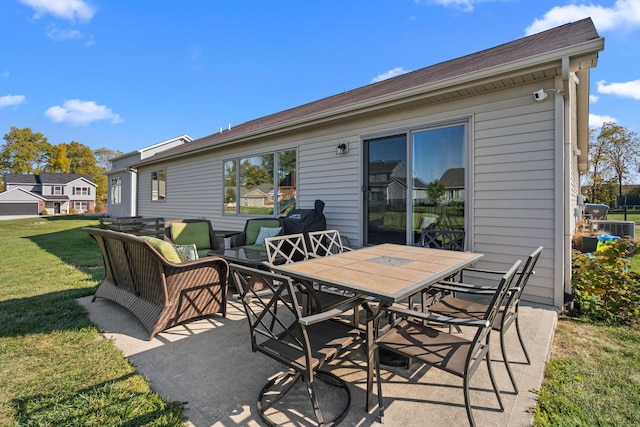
top-left (273, 244), bottom-right (483, 304)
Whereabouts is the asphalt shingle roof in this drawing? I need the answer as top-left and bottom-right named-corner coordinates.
top-left (142, 18), bottom-right (599, 163)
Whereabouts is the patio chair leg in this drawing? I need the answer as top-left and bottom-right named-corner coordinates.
top-left (374, 347), bottom-right (385, 423)
top-left (500, 329), bottom-right (519, 394)
top-left (305, 380), bottom-right (325, 426)
top-left (515, 315), bottom-right (531, 364)
top-left (463, 376), bottom-right (476, 427)
top-left (485, 347), bottom-right (504, 411)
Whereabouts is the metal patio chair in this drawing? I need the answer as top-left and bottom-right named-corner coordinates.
top-left (427, 246), bottom-right (543, 393)
top-left (416, 227), bottom-right (466, 251)
top-left (264, 234), bottom-right (361, 323)
top-left (230, 263), bottom-right (360, 427)
top-left (307, 229), bottom-right (354, 257)
top-left (374, 260), bottom-right (521, 427)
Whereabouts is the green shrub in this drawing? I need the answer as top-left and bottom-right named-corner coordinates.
top-left (40, 209), bottom-right (49, 215)
top-left (572, 238), bottom-right (640, 325)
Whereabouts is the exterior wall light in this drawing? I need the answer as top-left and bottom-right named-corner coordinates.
top-left (336, 143), bottom-right (348, 155)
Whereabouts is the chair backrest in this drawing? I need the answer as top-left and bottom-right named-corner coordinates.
top-left (418, 228), bottom-right (466, 251)
top-left (471, 259), bottom-right (521, 348)
top-left (264, 233), bottom-right (309, 265)
top-left (243, 218), bottom-right (283, 245)
top-left (307, 229), bottom-right (345, 256)
top-left (229, 263), bottom-right (315, 380)
top-left (503, 246), bottom-right (543, 314)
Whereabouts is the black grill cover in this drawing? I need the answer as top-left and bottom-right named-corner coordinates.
top-left (284, 200), bottom-right (326, 236)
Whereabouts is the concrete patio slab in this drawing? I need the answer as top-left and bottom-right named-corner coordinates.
top-left (77, 295), bottom-right (556, 427)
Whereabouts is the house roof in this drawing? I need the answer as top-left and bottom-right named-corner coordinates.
top-left (136, 18), bottom-right (602, 166)
top-left (439, 168), bottom-right (465, 188)
top-left (0, 187), bottom-right (47, 201)
top-left (4, 173), bottom-right (96, 186)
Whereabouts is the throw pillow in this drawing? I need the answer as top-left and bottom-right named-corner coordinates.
top-left (173, 243), bottom-right (199, 262)
top-left (139, 235), bottom-right (183, 264)
top-left (254, 226), bottom-right (283, 246)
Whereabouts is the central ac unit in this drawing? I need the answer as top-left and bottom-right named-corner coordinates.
top-left (591, 220), bottom-right (636, 239)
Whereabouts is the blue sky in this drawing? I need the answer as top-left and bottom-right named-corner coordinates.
top-left (1, 0), bottom-right (639, 154)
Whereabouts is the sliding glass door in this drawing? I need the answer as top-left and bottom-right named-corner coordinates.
top-left (364, 135), bottom-right (407, 245)
top-left (364, 123), bottom-right (466, 246)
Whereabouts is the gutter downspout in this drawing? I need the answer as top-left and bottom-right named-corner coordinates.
top-left (560, 56), bottom-right (572, 308)
top-left (128, 168), bottom-right (138, 217)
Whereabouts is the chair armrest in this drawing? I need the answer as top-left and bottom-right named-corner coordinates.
top-left (386, 305), bottom-right (490, 328)
top-left (229, 233), bottom-right (246, 248)
top-left (431, 281), bottom-right (520, 295)
top-left (299, 298), bottom-right (364, 326)
top-left (462, 267), bottom-right (507, 275)
top-left (213, 236), bottom-right (225, 250)
top-left (431, 281), bottom-right (498, 295)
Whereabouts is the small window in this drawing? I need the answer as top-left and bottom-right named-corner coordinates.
top-left (111, 178), bottom-right (122, 205)
top-left (53, 186), bottom-right (63, 195)
top-left (151, 170), bottom-right (166, 201)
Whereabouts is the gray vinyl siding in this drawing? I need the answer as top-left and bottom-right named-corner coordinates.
top-left (137, 82), bottom-right (561, 306)
top-left (472, 84), bottom-right (556, 305)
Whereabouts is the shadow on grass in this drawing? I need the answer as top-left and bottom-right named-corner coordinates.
top-left (0, 288), bottom-right (100, 338)
top-left (25, 220), bottom-right (103, 268)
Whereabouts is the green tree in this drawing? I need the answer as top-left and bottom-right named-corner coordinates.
top-left (1, 127), bottom-right (52, 174)
top-left (48, 144), bottom-right (71, 173)
top-left (94, 147), bottom-right (123, 171)
top-left (426, 180), bottom-right (446, 206)
top-left (598, 122), bottom-right (640, 197)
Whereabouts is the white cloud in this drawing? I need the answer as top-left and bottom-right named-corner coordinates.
top-left (423, 0), bottom-right (475, 12)
top-left (0, 95), bottom-right (26, 108)
top-left (589, 113), bottom-right (618, 128)
top-left (589, 94), bottom-right (599, 103)
top-left (20, 0), bottom-right (95, 22)
top-left (525, 0), bottom-right (640, 35)
top-left (371, 67), bottom-right (410, 83)
top-left (45, 99), bottom-right (123, 125)
top-left (597, 79), bottom-right (640, 100)
top-left (47, 27), bottom-right (84, 41)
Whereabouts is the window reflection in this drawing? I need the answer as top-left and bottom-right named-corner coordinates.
top-left (224, 149), bottom-right (296, 215)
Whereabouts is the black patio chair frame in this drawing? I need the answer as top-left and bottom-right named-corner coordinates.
top-left (230, 263), bottom-right (360, 427)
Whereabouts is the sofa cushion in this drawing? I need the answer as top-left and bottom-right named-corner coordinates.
top-left (171, 222), bottom-right (211, 250)
top-left (254, 226), bottom-right (283, 246)
top-left (139, 235), bottom-right (183, 264)
top-left (246, 219), bottom-right (281, 245)
top-left (173, 243), bottom-right (199, 262)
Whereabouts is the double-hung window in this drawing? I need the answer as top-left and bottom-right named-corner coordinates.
top-left (111, 178), bottom-right (122, 205)
top-left (224, 149), bottom-right (296, 215)
top-left (73, 187), bottom-right (90, 195)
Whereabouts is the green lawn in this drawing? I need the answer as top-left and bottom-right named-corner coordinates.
top-left (534, 318), bottom-right (640, 426)
top-left (0, 216), bottom-right (184, 426)
top-left (1, 216), bottom-right (638, 426)
top-left (606, 211), bottom-right (640, 224)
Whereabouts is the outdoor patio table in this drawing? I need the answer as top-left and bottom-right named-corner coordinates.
top-left (271, 243), bottom-right (483, 413)
top-left (207, 247), bottom-right (269, 269)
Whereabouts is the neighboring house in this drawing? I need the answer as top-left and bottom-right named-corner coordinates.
top-left (127, 19), bottom-right (603, 308)
top-left (105, 135), bottom-right (192, 217)
top-left (439, 168), bottom-right (465, 205)
top-left (1, 173), bottom-right (97, 215)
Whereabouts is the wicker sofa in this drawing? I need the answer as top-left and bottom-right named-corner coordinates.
top-left (84, 227), bottom-right (229, 340)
